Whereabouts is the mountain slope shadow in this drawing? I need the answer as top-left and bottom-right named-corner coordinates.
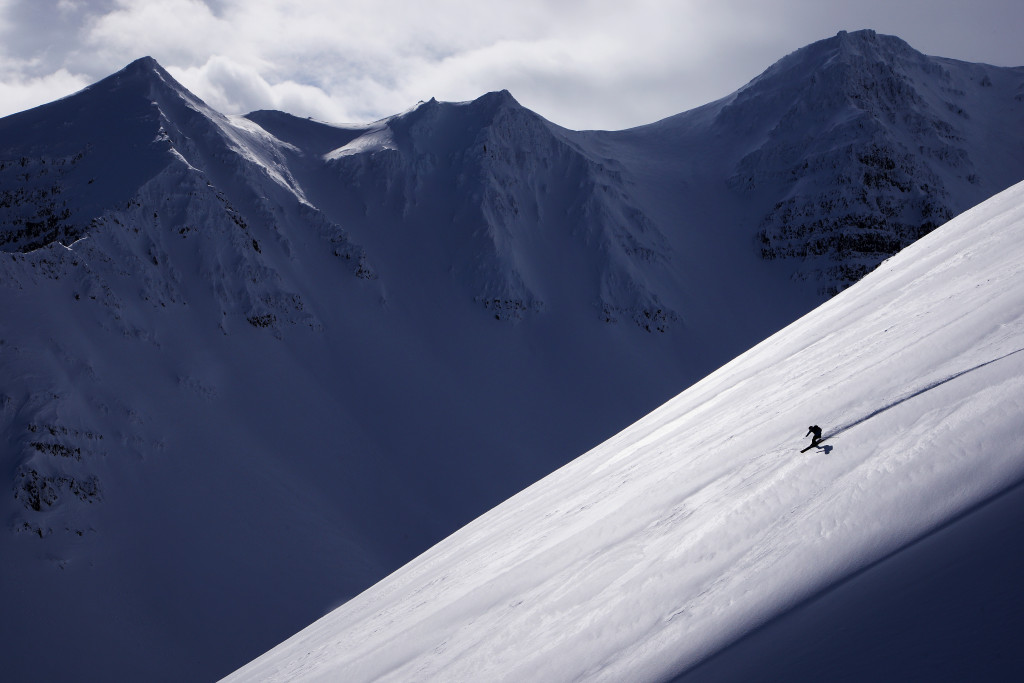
top-left (666, 477), bottom-right (1024, 682)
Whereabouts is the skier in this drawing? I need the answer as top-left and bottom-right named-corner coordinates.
top-left (805, 425), bottom-right (822, 447)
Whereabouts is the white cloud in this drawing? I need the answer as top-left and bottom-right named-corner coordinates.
top-left (0, 67), bottom-right (90, 117)
top-left (84, 0), bottom-right (226, 66)
top-left (1, 0), bottom-right (1023, 128)
top-left (168, 56), bottom-right (352, 122)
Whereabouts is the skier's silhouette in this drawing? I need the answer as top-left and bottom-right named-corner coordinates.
top-left (806, 425), bottom-right (822, 447)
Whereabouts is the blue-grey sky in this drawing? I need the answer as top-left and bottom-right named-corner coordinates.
top-left (1, 0), bottom-right (1022, 130)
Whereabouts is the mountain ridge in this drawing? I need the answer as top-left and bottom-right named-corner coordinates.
top-left (721, 29), bottom-right (1024, 293)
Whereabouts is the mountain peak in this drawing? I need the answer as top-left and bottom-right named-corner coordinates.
top-left (745, 29), bottom-right (922, 90)
top-left (718, 27), bottom-right (1023, 297)
top-left (122, 55), bottom-right (162, 73)
top-left (404, 89), bottom-right (524, 121)
top-left (378, 88), bottom-right (537, 156)
top-left (477, 88), bottom-right (519, 106)
top-left (830, 28), bottom-right (918, 63)
top-left (835, 28), bottom-right (878, 43)
top-left (89, 55), bottom-right (197, 105)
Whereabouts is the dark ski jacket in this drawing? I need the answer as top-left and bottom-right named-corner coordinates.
top-left (806, 425), bottom-right (822, 440)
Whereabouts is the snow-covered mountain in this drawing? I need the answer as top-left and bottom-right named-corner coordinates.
top-left (616, 28), bottom-right (1024, 297)
top-left (224, 176), bottom-right (1024, 683)
top-left (1, 30), bottom-right (1023, 681)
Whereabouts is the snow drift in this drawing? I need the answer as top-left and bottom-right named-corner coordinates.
top-left (225, 179), bottom-right (1024, 681)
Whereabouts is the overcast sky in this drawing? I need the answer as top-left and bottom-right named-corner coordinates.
top-left (2, 0), bottom-right (1023, 131)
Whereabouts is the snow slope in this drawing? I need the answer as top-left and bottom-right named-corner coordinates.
top-left (225, 180), bottom-right (1024, 681)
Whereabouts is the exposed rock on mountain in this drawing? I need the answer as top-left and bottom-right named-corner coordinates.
top-left (722, 30), bottom-right (1024, 294)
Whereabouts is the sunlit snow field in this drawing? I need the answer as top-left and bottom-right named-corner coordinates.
top-left (227, 181), bottom-right (1024, 682)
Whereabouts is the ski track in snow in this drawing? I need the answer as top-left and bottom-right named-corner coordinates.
top-left (824, 345), bottom-right (1024, 443)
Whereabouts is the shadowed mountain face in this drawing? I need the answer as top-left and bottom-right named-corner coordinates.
top-left (718, 30), bottom-right (1024, 294)
top-left (1, 31), bottom-right (1024, 681)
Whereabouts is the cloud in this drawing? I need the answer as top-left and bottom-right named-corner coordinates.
top-left (6, 0), bottom-right (791, 127)
top-left (0, 67), bottom-right (90, 117)
top-left (1, 0), bottom-right (1024, 129)
top-left (84, 0), bottom-right (226, 67)
top-left (168, 56), bottom-right (352, 122)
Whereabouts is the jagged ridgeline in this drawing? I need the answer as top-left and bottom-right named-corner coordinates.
top-left (249, 88), bottom-right (678, 330)
top-left (4, 33), bottom-right (1024, 313)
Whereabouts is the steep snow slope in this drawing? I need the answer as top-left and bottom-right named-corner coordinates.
top-left (225, 181), bottom-right (1024, 682)
top-left (3, 32), bottom-right (1024, 682)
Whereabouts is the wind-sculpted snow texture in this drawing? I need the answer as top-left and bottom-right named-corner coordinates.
top-left (2, 31), bottom-right (1024, 681)
top-left (226, 180), bottom-right (1024, 683)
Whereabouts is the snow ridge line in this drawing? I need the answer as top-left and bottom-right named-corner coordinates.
top-left (822, 346), bottom-right (1024, 443)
